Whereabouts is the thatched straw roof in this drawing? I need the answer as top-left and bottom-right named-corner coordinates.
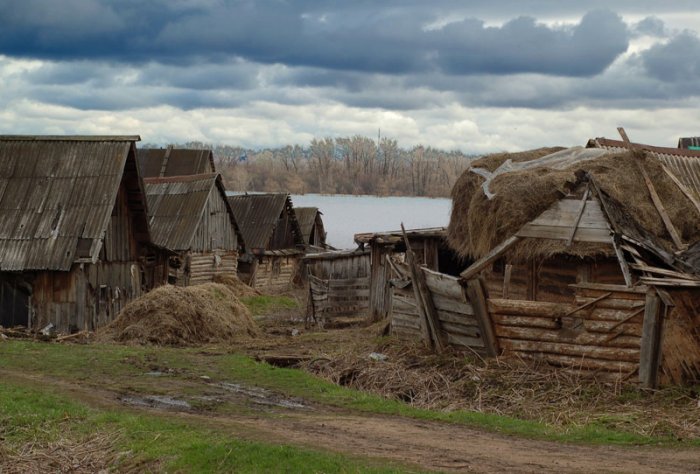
top-left (447, 147), bottom-right (700, 262)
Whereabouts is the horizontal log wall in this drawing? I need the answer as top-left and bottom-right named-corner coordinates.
top-left (253, 255), bottom-right (298, 293)
top-left (188, 251), bottom-right (238, 286)
top-left (490, 285), bottom-right (647, 377)
top-left (309, 274), bottom-right (370, 319)
top-left (390, 265), bottom-right (486, 353)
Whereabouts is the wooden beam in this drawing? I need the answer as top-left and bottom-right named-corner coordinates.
top-left (464, 278), bottom-right (499, 357)
top-left (502, 264), bottom-right (512, 299)
top-left (639, 164), bottom-right (685, 250)
top-left (401, 224), bottom-right (446, 352)
top-left (460, 235), bottom-right (522, 281)
top-left (662, 165), bottom-right (700, 216)
top-left (617, 127), bottom-right (633, 147)
top-left (566, 185), bottom-right (590, 247)
top-left (563, 292), bottom-right (612, 317)
top-left (639, 290), bottom-right (662, 389)
top-left (629, 263), bottom-right (700, 281)
top-left (612, 237), bottom-right (634, 288)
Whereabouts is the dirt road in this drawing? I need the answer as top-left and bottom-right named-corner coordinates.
top-left (3, 368), bottom-right (699, 473)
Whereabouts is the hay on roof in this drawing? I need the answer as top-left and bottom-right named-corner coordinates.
top-left (447, 148), bottom-right (700, 262)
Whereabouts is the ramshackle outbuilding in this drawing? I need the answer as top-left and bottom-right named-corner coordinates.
top-left (143, 173), bottom-right (244, 286)
top-left (0, 135), bottom-right (167, 332)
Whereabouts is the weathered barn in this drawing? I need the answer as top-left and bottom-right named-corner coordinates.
top-left (144, 173), bottom-right (244, 286)
top-left (387, 144), bottom-right (700, 387)
top-left (295, 207), bottom-right (328, 249)
top-left (0, 135), bottom-right (164, 332)
top-left (137, 147), bottom-right (215, 177)
top-left (227, 193), bottom-right (304, 292)
top-left (354, 228), bottom-right (464, 322)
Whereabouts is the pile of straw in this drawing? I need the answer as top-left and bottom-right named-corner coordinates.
top-left (102, 283), bottom-right (259, 346)
top-left (447, 148), bottom-right (700, 261)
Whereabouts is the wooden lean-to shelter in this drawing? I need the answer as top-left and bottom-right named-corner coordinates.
top-left (143, 173), bottom-right (244, 286)
top-left (227, 193), bottom-right (304, 292)
top-left (295, 207), bottom-right (328, 250)
top-left (354, 228), bottom-right (463, 322)
top-left (387, 143), bottom-right (700, 387)
top-left (0, 135), bottom-right (167, 332)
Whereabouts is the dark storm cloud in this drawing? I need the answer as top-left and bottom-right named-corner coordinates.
top-left (0, 1), bottom-right (630, 77)
top-left (434, 10), bottom-right (628, 76)
top-left (640, 31), bottom-right (700, 81)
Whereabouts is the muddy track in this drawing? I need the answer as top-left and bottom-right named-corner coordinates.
top-left (3, 369), bottom-right (699, 473)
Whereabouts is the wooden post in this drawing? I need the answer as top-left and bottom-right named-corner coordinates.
top-left (502, 264), bottom-right (512, 299)
top-left (639, 290), bottom-right (662, 389)
top-left (465, 278), bottom-right (499, 357)
top-left (401, 225), bottom-right (446, 352)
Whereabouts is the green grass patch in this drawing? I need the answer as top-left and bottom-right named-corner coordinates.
top-left (0, 381), bottom-right (409, 473)
top-left (0, 340), bottom-right (696, 447)
top-left (240, 294), bottom-right (299, 316)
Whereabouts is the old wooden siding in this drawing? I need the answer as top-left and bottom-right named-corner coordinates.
top-left (659, 289), bottom-right (700, 385)
top-left (103, 184), bottom-right (138, 262)
top-left (490, 284), bottom-right (646, 377)
top-left (188, 251), bottom-right (238, 286)
top-left (368, 245), bottom-right (392, 321)
top-left (191, 187), bottom-right (238, 252)
top-left (31, 261), bottom-right (142, 332)
top-left (252, 256), bottom-right (298, 292)
top-left (305, 252), bottom-right (370, 280)
top-left (308, 274), bottom-right (370, 320)
top-left (483, 257), bottom-right (625, 302)
top-left (390, 264), bottom-right (486, 353)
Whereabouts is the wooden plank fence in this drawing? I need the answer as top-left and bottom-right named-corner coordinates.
top-left (308, 274), bottom-right (370, 323)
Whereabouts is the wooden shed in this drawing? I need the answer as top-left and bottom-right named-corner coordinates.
top-left (295, 207), bottom-right (328, 250)
top-left (302, 249), bottom-right (371, 325)
top-left (0, 135), bottom-right (166, 332)
top-left (227, 193), bottom-right (304, 292)
top-left (389, 144), bottom-right (700, 387)
top-left (143, 173), bottom-right (244, 286)
top-left (137, 147), bottom-right (215, 177)
top-left (354, 228), bottom-right (463, 322)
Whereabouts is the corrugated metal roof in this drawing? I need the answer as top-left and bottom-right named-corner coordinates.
top-left (0, 136), bottom-right (136, 271)
top-left (227, 193), bottom-right (301, 251)
top-left (587, 137), bottom-right (700, 199)
top-left (295, 207), bottom-right (322, 244)
top-left (144, 173), bottom-right (243, 252)
top-left (137, 148), bottom-right (215, 178)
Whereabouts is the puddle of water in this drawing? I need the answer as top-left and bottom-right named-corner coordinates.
top-left (120, 394), bottom-right (191, 410)
top-left (217, 382), bottom-right (307, 410)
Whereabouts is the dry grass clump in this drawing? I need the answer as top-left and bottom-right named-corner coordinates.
top-left (447, 148), bottom-right (700, 261)
top-left (212, 274), bottom-right (261, 297)
top-left (0, 432), bottom-right (123, 474)
top-left (305, 338), bottom-right (700, 440)
top-left (102, 283), bottom-right (259, 346)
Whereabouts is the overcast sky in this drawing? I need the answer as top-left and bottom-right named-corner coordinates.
top-left (1, 0), bottom-right (699, 153)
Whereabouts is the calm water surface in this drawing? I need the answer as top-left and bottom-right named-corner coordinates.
top-left (291, 194), bottom-right (452, 249)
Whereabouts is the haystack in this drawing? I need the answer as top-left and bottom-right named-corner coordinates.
top-left (447, 148), bottom-right (700, 262)
top-left (102, 283), bottom-right (260, 346)
top-left (212, 274), bottom-right (261, 297)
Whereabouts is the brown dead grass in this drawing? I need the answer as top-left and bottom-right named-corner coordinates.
top-left (101, 283), bottom-right (260, 346)
top-left (447, 148), bottom-right (700, 261)
top-left (304, 338), bottom-right (700, 440)
top-left (212, 274), bottom-right (261, 297)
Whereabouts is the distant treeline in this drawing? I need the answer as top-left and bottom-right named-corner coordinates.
top-left (151, 136), bottom-right (477, 197)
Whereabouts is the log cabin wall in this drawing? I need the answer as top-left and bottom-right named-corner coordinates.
top-left (490, 284), bottom-right (647, 379)
top-left (251, 255), bottom-right (299, 293)
top-left (187, 251), bottom-right (238, 286)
